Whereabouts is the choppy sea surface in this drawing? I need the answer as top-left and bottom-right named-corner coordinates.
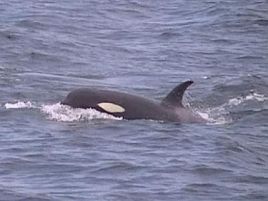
top-left (0, 0), bottom-right (268, 200)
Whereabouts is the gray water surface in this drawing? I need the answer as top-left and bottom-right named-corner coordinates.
top-left (0, 0), bottom-right (268, 200)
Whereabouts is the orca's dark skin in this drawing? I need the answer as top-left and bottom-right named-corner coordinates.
top-left (61, 81), bottom-right (206, 123)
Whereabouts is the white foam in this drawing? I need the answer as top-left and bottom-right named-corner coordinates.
top-left (4, 101), bottom-right (34, 109)
top-left (197, 109), bottom-right (231, 125)
top-left (228, 92), bottom-right (267, 106)
top-left (245, 92), bottom-right (267, 101)
top-left (228, 97), bottom-right (243, 106)
top-left (41, 103), bottom-right (122, 122)
top-left (196, 92), bottom-right (267, 125)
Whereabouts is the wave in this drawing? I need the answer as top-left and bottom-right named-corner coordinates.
top-left (4, 101), bottom-right (34, 109)
top-left (3, 101), bottom-right (122, 122)
top-left (41, 103), bottom-right (122, 122)
top-left (197, 91), bottom-right (267, 124)
top-left (228, 92), bottom-right (268, 106)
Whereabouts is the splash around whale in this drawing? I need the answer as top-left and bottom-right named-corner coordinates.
top-left (61, 80), bottom-right (206, 123)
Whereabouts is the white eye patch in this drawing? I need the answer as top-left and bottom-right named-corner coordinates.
top-left (97, 102), bottom-right (125, 113)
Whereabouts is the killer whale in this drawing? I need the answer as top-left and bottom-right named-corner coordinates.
top-left (61, 80), bottom-right (206, 123)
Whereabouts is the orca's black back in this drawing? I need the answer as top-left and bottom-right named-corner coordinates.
top-left (61, 88), bottom-right (173, 120)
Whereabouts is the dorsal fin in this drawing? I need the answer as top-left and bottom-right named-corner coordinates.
top-left (161, 80), bottom-right (194, 108)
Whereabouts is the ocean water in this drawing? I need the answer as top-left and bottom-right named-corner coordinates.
top-left (0, 0), bottom-right (268, 200)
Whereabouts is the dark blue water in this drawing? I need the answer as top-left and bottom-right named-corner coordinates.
top-left (0, 0), bottom-right (268, 200)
